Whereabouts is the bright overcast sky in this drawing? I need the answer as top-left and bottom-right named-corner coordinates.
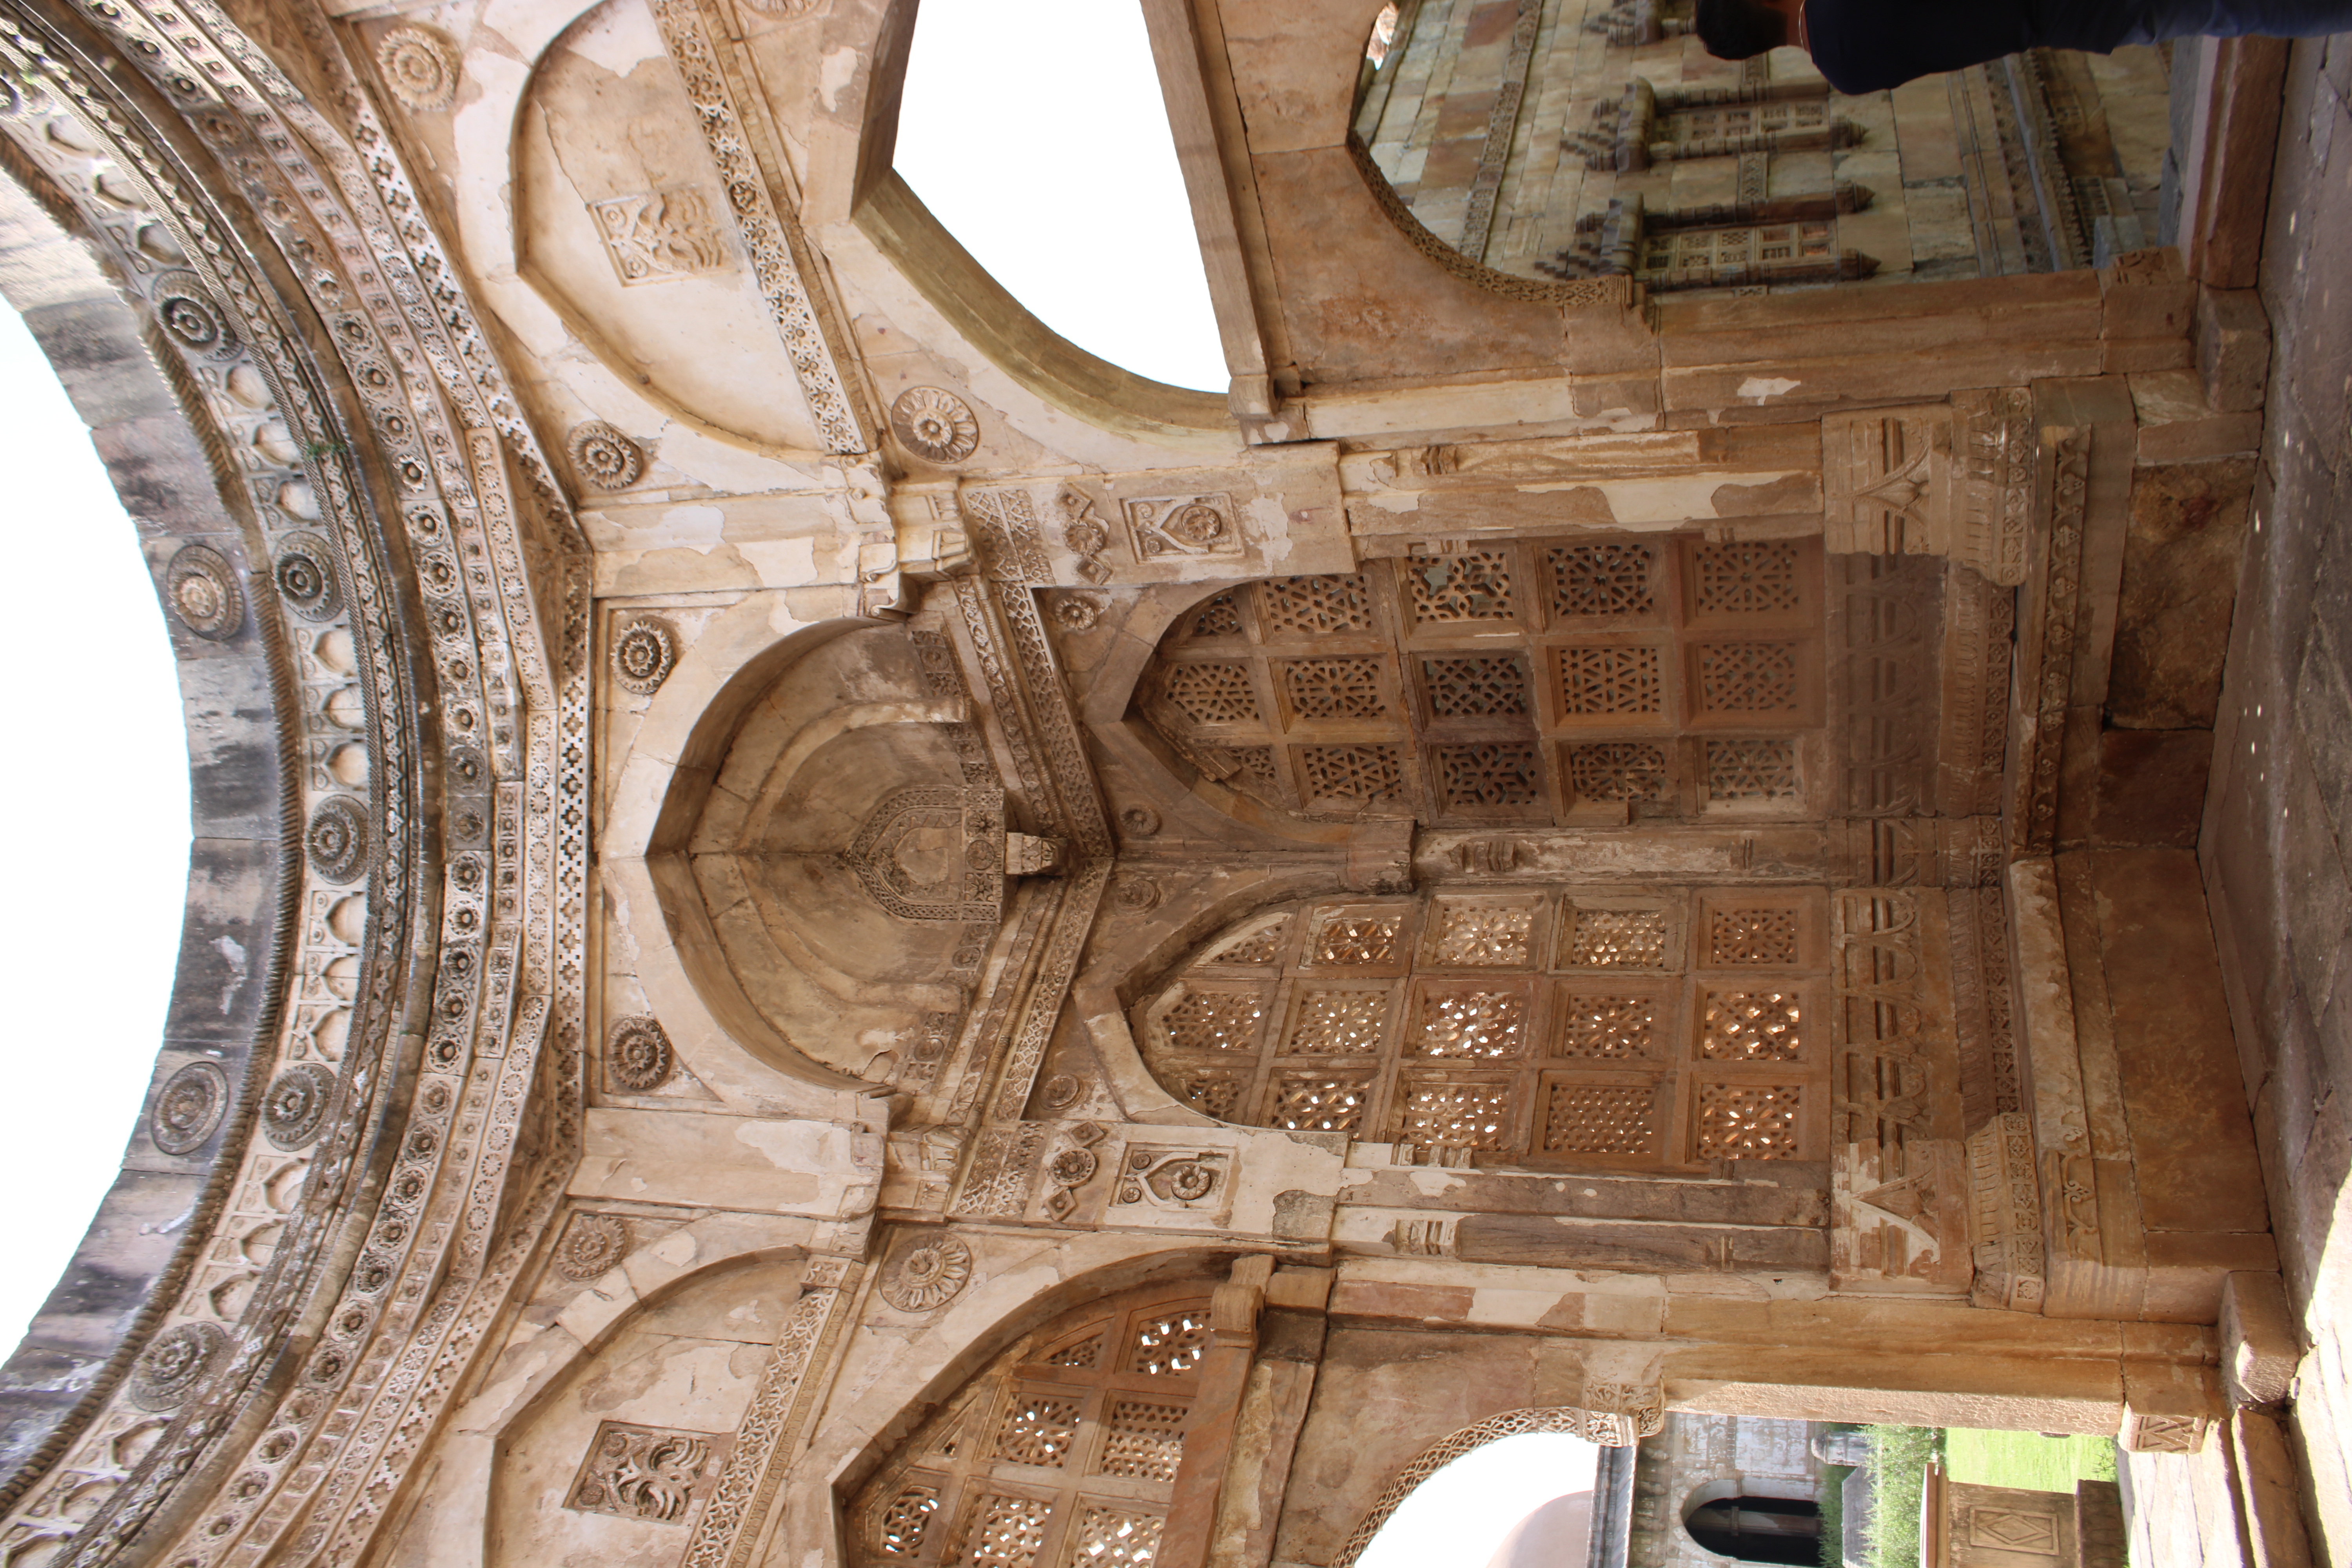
top-left (894, 0), bottom-right (1227, 393)
top-left (1358, 1433), bottom-right (1601, 1568)
top-left (0, 303), bottom-right (190, 1353)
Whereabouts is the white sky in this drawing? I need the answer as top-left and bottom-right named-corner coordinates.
top-left (893, 0), bottom-right (1228, 394)
top-left (1357, 1433), bottom-right (1601, 1568)
top-left (0, 303), bottom-right (191, 1353)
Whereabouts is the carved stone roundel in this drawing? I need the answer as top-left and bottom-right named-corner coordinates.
top-left (274, 532), bottom-right (344, 622)
top-left (555, 1213), bottom-right (629, 1281)
top-left (882, 1233), bottom-right (973, 1312)
top-left (262, 1062), bottom-right (338, 1150)
top-left (308, 795), bottom-right (370, 884)
top-left (612, 617), bottom-right (677, 695)
top-left (888, 387), bottom-right (980, 465)
top-left (606, 1015), bottom-right (675, 1092)
top-left (165, 544), bottom-right (244, 640)
top-left (376, 24), bottom-right (459, 111)
top-left (128, 1320), bottom-right (229, 1411)
top-left (568, 421), bottom-right (646, 490)
top-left (151, 1060), bottom-right (229, 1155)
top-left (151, 270), bottom-right (237, 359)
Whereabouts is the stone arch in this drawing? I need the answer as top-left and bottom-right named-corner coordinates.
top-left (1330, 1406), bottom-right (1657, 1568)
top-left (1680, 1479), bottom-right (1823, 1564)
top-left (0, 145), bottom-right (298, 1506)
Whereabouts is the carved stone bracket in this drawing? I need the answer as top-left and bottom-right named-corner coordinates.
top-left (1822, 391), bottom-right (2034, 585)
top-left (1965, 1112), bottom-right (2046, 1312)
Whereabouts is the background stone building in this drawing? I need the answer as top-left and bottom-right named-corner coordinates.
top-left (0, 2), bottom-right (2326, 1568)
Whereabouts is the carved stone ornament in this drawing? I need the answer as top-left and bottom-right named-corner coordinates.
top-left (307, 795), bottom-right (370, 884)
top-left (566, 1421), bottom-right (720, 1522)
top-left (150, 1060), bottom-right (229, 1155)
top-left (376, 24), bottom-right (460, 112)
top-left (151, 270), bottom-right (237, 359)
top-left (606, 1015), bottom-right (676, 1092)
top-left (612, 617), bottom-right (678, 695)
top-left (1123, 494), bottom-right (1242, 560)
top-left (1052, 594), bottom-right (1102, 632)
top-left (164, 544), bottom-right (243, 640)
top-left (880, 1233), bottom-right (975, 1312)
top-left (736, 0), bottom-right (825, 14)
top-left (554, 1212), bottom-right (630, 1281)
top-left (127, 1320), bottom-right (229, 1411)
top-left (848, 784), bottom-right (1009, 922)
top-left (1056, 488), bottom-right (1114, 584)
top-left (888, 386), bottom-right (981, 465)
top-left (1119, 805), bottom-right (1161, 838)
top-left (568, 421), bottom-right (647, 490)
top-left (262, 1062), bottom-right (338, 1151)
top-left (274, 532), bottom-right (345, 622)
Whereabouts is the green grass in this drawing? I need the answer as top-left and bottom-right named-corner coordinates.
top-left (1944, 1428), bottom-right (2118, 1492)
top-left (1863, 1425), bottom-right (1940, 1568)
top-left (1817, 1461), bottom-right (1851, 1568)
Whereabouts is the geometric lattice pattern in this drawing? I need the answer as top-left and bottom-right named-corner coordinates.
top-left (1422, 653), bottom-right (1530, 717)
top-left (1189, 592), bottom-right (1244, 638)
top-left (1694, 1081), bottom-right (1804, 1158)
top-left (1161, 990), bottom-right (1265, 1053)
top-left (953, 1493), bottom-right (1053, 1568)
top-left (1310, 912), bottom-right (1403, 966)
top-left (1558, 645), bottom-right (1662, 715)
top-left (1287, 990), bottom-right (1390, 1053)
top-left (1282, 657), bottom-right (1386, 720)
top-left (1696, 642), bottom-right (1801, 712)
top-left (1567, 741), bottom-right (1668, 802)
top-left (993, 1394), bottom-right (1082, 1467)
top-left (1299, 744), bottom-right (1405, 804)
top-left (1394, 1076), bottom-right (1514, 1149)
top-left (1429, 904), bottom-right (1534, 966)
top-left (1161, 661), bottom-right (1258, 724)
top-left (1209, 919), bottom-right (1287, 965)
top-left (1550, 542), bottom-right (1656, 617)
top-left (1139, 535), bottom-right (1817, 826)
top-left (878, 1486), bottom-right (940, 1556)
top-left (1412, 989), bottom-right (1528, 1058)
top-left (1097, 1401), bottom-right (1188, 1481)
top-left (1258, 574), bottom-right (1374, 635)
top-left (853, 1289), bottom-right (1209, 1568)
top-left (1563, 907), bottom-right (1669, 968)
top-left (1699, 990), bottom-right (1804, 1060)
top-left (1435, 742), bottom-right (1541, 808)
top-left (1141, 889), bottom-right (1826, 1168)
top-left (1070, 1505), bottom-right (1166, 1568)
top-left (1705, 739), bottom-right (1800, 802)
top-left (1693, 541), bottom-right (1802, 614)
top-left (1405, 550), bottom-right (1515, 622)
top-left (1543, 1082), bottom-right (1658, 1154)
top-left (1130, 1312), bottom-right (1211, 1377)
top-left (1267, 1074), bottom-right (1372, 1133)
top-left (1554, 995), bottom-right (1655, 1058)
top-left (1708, 909), bottom-right (1799, 965)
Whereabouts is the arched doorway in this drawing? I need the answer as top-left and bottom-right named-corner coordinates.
top-left (1685, 1493), bottom-right (1822, 1565)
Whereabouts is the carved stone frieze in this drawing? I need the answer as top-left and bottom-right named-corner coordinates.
top-left (846, 784), bottom-right (1010, 922)
top-left (1965, 1112), bottom-right (2045, 1312)
top-left (1822, 395), bottom-right (2033, 586)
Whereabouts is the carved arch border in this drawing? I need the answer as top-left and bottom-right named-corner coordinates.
top-left (1329, 1404), bottom-right (1663, 1568)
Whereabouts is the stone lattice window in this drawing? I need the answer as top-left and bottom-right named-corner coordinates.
top-left (852, 1288), bottom-right (1212, 1568)
top-left (1141, 535), bottom-right (1821, 824)
top-left (1139, 888), bottom-right (1829, 1167)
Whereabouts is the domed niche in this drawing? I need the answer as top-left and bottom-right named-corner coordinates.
top-left (677, 626), bottom-right (1034, 1083)
top-left (1134, 539), bottom-right (1827, 828)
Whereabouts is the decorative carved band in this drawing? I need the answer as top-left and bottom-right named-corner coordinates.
top-left (2021, 429), bottom-right (2091, 853)
top-left (1965, 1112), bottom-right (2045, 1312)
top-left (646, 0), bottom-right (867, 453)
top-left (1821, 394), bottom-right (2032, 587)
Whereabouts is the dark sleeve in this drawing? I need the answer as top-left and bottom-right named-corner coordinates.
top-left (1806, 0), bottom-right (2038, 94)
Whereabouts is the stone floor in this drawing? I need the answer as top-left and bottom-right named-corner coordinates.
top-left (2146, 29), bottom-right (2352, 1568)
